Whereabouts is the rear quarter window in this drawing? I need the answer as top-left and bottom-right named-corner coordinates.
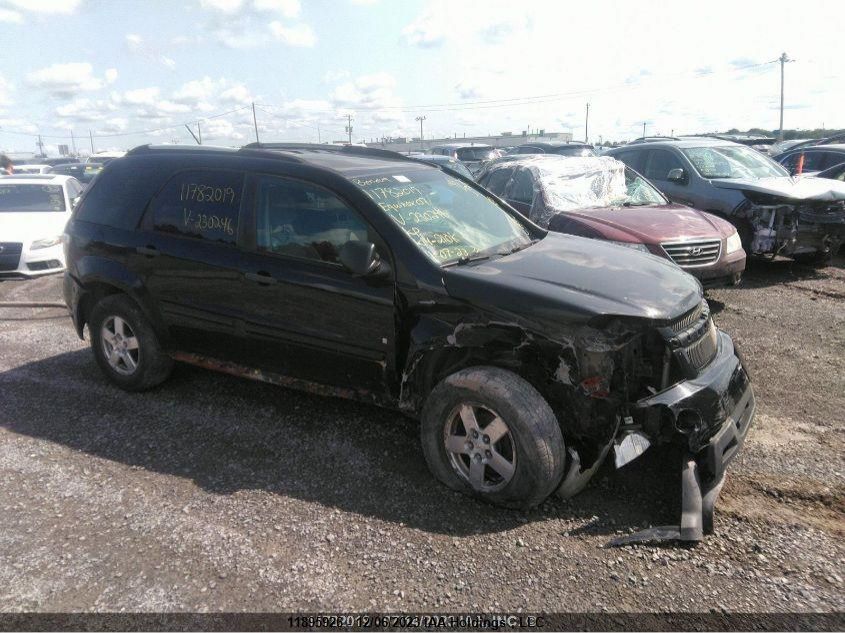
top-left (74, 159), bottom-right (172, 229)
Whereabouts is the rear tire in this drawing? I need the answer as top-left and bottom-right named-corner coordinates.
top-left (89, 294), bottom-right (173, 391)
top-left (421, 366), bottom-right (565, 509)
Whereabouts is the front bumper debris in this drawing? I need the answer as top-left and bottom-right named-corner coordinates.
top-left (608, 331), bottom-right (755, 546)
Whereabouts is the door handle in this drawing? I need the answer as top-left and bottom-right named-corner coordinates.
top-left (136, 245), bottom-right (159, 257)
top-left (245, 271), bottom-right (277, 285)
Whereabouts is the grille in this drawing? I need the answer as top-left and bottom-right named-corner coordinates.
top-left (685, 319), bottom-right (719, 371)
top-left (669, 301), bottom-right (706, 333)
top-left (662, 239), bottom-right (721, 267)
top-left (0, 242), bottom-right (23, 272)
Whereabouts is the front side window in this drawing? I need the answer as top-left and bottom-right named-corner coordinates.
top-left (255, 176), bottom-right (369, 264)
top-left (152, 170), bottom-right (244, 244)
top-left (353, 169), bottom-right (531, 265)
top-left (682, 145), bottom-right (787, 179)
top-left (510, 169), bottom-right (534, 203)
top-left (483, 167), bottom-right (514, 196)
top-left (644, 149), bottom-right (684, 181)
top-left (0, 184), bottom-right (66, 212)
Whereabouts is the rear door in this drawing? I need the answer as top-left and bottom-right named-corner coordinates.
top-left (237, 173), bottom-right (396, 394)
top-left (139, 168), bottom-right (250, 361)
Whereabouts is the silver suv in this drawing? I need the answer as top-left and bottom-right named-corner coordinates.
top-left (607, 139), bottom-right (845, 264)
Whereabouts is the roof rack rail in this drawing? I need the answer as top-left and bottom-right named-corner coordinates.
top-left (125, 144), bottom-right (240, 156)
top-left (241, 142), bottom-right (418, 162)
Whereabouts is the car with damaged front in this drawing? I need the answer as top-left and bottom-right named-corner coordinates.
top-left (63, 143), bottom-right (755, 543)
top-left (608, 139), bottom-right (845, 265)
top-left (476, 155), bottom-right (746, 288)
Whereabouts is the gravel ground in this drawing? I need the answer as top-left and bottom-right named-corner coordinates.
top-left (0, 257), bottom-right (843, 617)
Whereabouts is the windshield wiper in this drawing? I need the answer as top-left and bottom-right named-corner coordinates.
top-left (622, 201), bottom-right (651, 207)
top-left (443, 253), bottom-right (491, 267)
top-left (497, 239), bottom-right (539, 256)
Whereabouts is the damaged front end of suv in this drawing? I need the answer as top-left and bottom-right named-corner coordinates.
top-left (399, 236), bottom-right (755, 544)
top-left (723, 178), bottom-right (845, 261)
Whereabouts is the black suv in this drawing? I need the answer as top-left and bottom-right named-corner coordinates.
top-left (63, 143), bottom-right (754, 540)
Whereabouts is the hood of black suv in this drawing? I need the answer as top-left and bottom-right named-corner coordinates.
top-left (443, 233), bottom-right (702, 323)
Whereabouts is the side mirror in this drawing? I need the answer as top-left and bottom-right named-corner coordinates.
top-left (338, 240), bottom-right (391, 279)
top-left (71, 196), bottom-right (81, 209)
top-left (667, 168), bottom-right (687, 183)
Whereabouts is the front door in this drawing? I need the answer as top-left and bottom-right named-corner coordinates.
top-left (237, 173), bottom-right (396, 395)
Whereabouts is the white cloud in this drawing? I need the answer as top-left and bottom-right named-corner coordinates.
top-left (268, 21), bottom-right (315, 46)
top-left (253, 0), bottom-right (300, 17)
top-left (122, 87), bottom-right (160, 105)
top-left (26, 63), bottom-right (113, 97)
top-left (55, 98), bottom-right (117, 121)
top-left (125, 34), bottom-right (177, 69)
top-left (0, 8), bottom-right (23, 22)
top-left (104, 68), bottom-right (118, 83)
top-left (0, 75), bottom-right (12, 107)
top-left (199, 0), bottom-right (245, 12)
top-left (4, 0), bottom-right (82, 14)
top-left (173, 77), bottom-right (254, 106)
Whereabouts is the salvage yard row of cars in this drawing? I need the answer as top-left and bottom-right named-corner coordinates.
top-left (3, 136), bottom-right (845, 544)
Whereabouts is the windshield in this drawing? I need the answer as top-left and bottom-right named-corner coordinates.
top-left (536, 157), bottom-right (666, 212)
top-left (0, 184), bottom-right (66, 212)
top-left (456, 147), bottom-right (495, 161)
top-left (353, 169), bottom-right (532, 265)
top-left (445, 160), bottom-right (474, 180)
top-left (682, 145), bottom-right (787, 179)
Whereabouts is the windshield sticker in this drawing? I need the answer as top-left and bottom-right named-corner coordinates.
top-left (392, 175), bottom-right (411, 183)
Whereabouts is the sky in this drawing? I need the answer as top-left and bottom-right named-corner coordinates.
top-left (1, 0), bottom-right (843, 154)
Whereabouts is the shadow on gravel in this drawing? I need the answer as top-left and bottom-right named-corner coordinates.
top-left (0, 349), bottom-right (681, 539)
top-left (737, 257), bottom-right (833, 289)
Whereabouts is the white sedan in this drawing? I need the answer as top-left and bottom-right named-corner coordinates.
top-left (0, 174), bottom-right (83, 278)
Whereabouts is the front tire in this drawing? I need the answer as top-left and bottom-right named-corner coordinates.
top-left (89, 294), bottom-right (173, 391)
top-left (421, 366), bottom-right (566, 509)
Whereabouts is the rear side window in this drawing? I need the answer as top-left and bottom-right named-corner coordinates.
top-left (151, 170), bottom-right (244, 245)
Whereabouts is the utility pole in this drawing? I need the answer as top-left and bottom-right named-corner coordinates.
top-left (317, 122), bottom-right (321, 144)
top-left (585, 103), bottom-right (590, 144)
top-left (252, 102), bottom-right (260, 143)
top-left (642, 121), bottom-right (646, 138)
top-left (197, 120), bottom-right (202, 145)
top-left (345, 114), bottom-right (353, 144)
top-left (36, 134), bottom-right (45, 157)
top-left (415, 115), bottom-right (426, 151)
top-left (778, 52), bottom-right (792, 142)
top-left (89, 130), bottom-right (94, 154)
top-left (70, 130), bottom-right (77, 156)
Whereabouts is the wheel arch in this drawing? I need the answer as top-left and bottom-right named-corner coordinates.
top-left (74, 257), bottom-right (166, 342)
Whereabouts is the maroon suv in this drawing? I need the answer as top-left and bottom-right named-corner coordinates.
top-left (476, 155), bottom-right (746, 287)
